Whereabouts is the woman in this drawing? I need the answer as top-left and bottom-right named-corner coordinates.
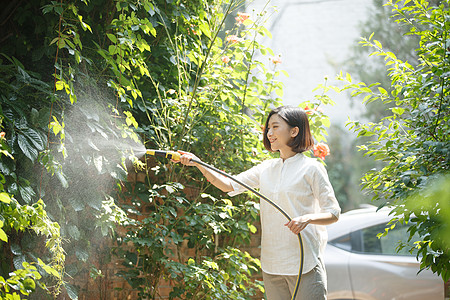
top-left (175, 106), bottom-right (341, 300)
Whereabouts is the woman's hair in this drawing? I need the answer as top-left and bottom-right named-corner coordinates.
top-left (263, 106), bottom-right (314, 153)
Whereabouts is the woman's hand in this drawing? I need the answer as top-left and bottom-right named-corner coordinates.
top-left (285, 212), bottom-right (338, 235)
top-left (285, 215), bottom-right (312, 235)
top-left (171, 150), bottom-right (200, 167)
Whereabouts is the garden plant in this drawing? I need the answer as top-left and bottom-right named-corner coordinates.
top-left (0, 0), bottom-right (333, 299)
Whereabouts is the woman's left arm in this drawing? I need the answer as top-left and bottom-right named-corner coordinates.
top-left (285, 162), bottom-right (341, 235)
top-left (285, 213), bottom-right (338, 235)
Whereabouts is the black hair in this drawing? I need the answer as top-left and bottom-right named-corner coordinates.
top-left (263, 106), bottom-right (314, 153)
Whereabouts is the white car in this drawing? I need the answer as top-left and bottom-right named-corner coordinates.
top-left (324, 206), bottom-right (444, 300)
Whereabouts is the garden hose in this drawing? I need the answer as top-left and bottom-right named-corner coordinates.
top-left (146, 149), bottom-right (304, 300)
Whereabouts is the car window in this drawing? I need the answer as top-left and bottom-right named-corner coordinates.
top-left (330, 233), bottom-right (351, 251)
top-left (360, 223), bottom-right (419, 255)
top-left (330, 223), bottom-right (418, 256)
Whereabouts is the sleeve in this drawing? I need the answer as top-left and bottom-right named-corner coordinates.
top-left (311, 163), bottom-right (341, 219)
top-left (227, 162), bottom-right (264, 197)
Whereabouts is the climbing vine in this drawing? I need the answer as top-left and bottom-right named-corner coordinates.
top-left (0, 0), bottom-right (335, 299)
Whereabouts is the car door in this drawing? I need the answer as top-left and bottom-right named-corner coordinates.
top-left (347, 223), bottom-right (443, 300)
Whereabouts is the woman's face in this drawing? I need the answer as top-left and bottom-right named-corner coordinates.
top-left (266, 114), bottom-right (298, 152)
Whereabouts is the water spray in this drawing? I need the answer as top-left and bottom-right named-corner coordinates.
top-left (145, 149), bottom-right (304, 300)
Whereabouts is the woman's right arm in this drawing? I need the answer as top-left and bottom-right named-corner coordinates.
top-left (175, 151), bottom-right (234, 193)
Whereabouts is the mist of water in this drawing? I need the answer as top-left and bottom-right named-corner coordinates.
top-left (45, 85), bottom-right (150, 282)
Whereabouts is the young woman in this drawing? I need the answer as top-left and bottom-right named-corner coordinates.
top-left (175, 106), bottom-right (341, 300)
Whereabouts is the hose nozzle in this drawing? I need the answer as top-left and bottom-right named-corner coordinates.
top-left (146, 149), bottom-right (181, 161)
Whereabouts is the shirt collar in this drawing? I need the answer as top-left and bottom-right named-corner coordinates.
top-left (279, 152), bottom-right (304, 164)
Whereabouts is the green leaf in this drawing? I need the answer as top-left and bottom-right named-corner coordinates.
top-left (22, 128), bottom-right (45, 150)
top-left (107, 33), bottom-right (117, 43)
top-left (56, 172), bottom-right (68, 188)
top-left (65, 283), bottom-right (79, 300)
top-left (0, 192), bottom-right (11, 204)
top-left (378, 87), bottom-right (388, 96)
top-left (87, 193), bottom-right (103, 210)
top-left (13, 255), bottom-right (26, 270)
top-left (322, 118), bottom-right (331, 128)
top-left (75, 247), bottom-right (89, 262)
top-left (38, 258), bottom-right (60, 278)
top-left (374, 39), bottom-right (382, 49)
top-left (10, 244), bottom-right (22, 255)
top-left (68, 225), bottom-right (81, 240)
top-left (69, 197), bottom-right (84, 212)
top-left (345, 72), bottom-right (352, 83)
top-left (93, 155), bottom-right (103, 173)
top-left (0, 228), bottom-right (7, 242)
top-left (199, 23), bottom-right (211, 39)
top-left (17, 134), bottom-right (38, 161)
top-left (19, 183), bottom-right (35, 204)
top-left (275, 88), bottom-right (283, 97)
top-left (55, 81), bottom-right (64, 91)
top-left (142, 23), bottom-right (156, 37)
top-left (391, 107), bottom-right (405, 115)
top-left (248, 224), bottom-right (257, 233)
top-left (108, 45), bottom-right (116, 55)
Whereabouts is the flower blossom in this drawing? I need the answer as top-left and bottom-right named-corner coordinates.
top-left (221, 56), bottom-right (230, 64)
top-left (303, 105), bottom-right (313, 115)
top-left (0, 132), bottom-right (5, 139)
top-left (226, 35), bottom-right (243, 44)
top-left (313, 143), bottom-right (330, 160)
top-left (269, 55), bottom-right (282, 65)
top-left (235, 12), bottom-right (250, 25)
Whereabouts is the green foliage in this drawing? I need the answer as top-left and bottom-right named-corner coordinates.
top-left (326, 0), bottom-right (426, 211)
top-left (1, 0), bottom-right (336, 299)
top-left (180, 248), bottom-right (263, 299)
top-left (0, 56), bottom-right (65, 298)
top-left (402, 175), bottom-right (450, 281)
top-left (344, 0), bottom-right (421, 121)
top-left (343, 0), bottom-right (449, 281)
top-left (115, 182), bottom-right (262, 299)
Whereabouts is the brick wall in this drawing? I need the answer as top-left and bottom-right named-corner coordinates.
top-left (75, 167), bottom-right (264, 300)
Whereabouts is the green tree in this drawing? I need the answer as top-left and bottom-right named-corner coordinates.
top-left (326, 0), bottom-right (425, 211)
top-left (343, 0), bottom-right (449, 281)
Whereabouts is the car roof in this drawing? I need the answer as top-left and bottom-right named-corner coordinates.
top-left (327, 205), bottom-right (394, 240)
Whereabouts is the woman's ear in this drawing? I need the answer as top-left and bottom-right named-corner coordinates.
top-left (291, 126), bottom-right (299, 138)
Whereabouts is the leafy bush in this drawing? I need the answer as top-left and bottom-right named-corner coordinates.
top-left (344, 0), bottom-right (449, 281)
top-left (0, 0), bottom-right (336, 299)
top-left (0, 58), bottom-right (64, 298)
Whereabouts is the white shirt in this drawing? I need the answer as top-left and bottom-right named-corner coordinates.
top-left (228, 153), bottom-right (341, 275)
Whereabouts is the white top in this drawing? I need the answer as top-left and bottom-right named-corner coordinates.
top-left (228, 153), bottom-right (341, 275)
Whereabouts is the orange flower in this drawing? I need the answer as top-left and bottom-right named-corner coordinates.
top-left (313, 143), bottom-right (330, 160)
top-left (304, 105), bottom-right (312, 115)
top-left (235, 12), bottom-right (250, 25)
top-left (221, 56), bottom-right (230, 64)
top-left (226, 35), bottom-right (243, 44)
top-left (0, 132), bottom-right (5, 139)
top-left (269, 55), bottom-right (282, 65)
